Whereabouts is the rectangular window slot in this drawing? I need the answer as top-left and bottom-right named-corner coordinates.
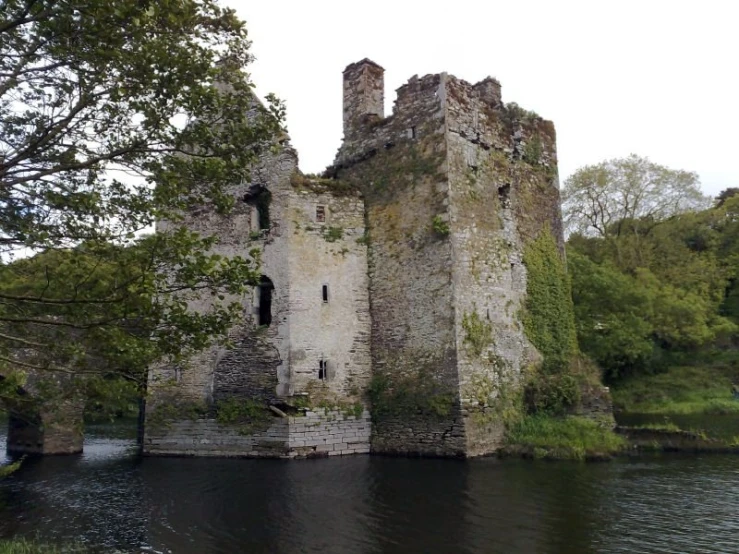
top-left (318, 359), bottom-right (327, 380)
top-left (322, 284), bottom-right (329, 303)
top-left (316, 205), bottom-right (326, 223)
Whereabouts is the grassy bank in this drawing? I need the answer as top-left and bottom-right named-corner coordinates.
top-left (503, 415), bottom-right (626, 460)
top-left (611, 365), bottom-right (739, 415)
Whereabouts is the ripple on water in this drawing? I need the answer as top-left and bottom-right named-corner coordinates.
top-left (2, 426), bottom-right (739, 554)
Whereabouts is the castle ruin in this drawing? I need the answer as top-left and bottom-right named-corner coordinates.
top-left (143, 59), bottom-right (565, 458)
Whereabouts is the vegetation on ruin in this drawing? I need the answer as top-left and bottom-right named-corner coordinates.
top-left (368, 371), bottom-right (455, 421)
top-left (147, 398), bottom-right (208, 430)
top-left (521, 230), bottom-right (581, 415)
top-left (289, 172), bottom-right (359, 197)
top-left (0, 0), bottom-right (283, 409)
top-left (504, 415), bottom-right (626, 461)
top-left (431, 215), bottom-right (450, 238)
top-left (503, 102), bottom-right (541, 125)
top-left (522, 135), bottom-right (543, 166)
top-left (340, 137), bottom-right (445, 204)
top-left (322, 226), bottom-right (344, 242)
top-left (461, 310), bottom-right (493, 357)
top-left (215, 398), bottom-right (272, 433)
top-left (289, 382), bottom-right (365, 420)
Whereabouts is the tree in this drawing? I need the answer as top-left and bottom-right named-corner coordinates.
top-left (562, 155), bottom-right (709, 266)
top-left (568, 251), bottom-right (655, 380)
top-left (716, 188), bottom-right (739, 208)
top-left (0, 0), bottom-right (283, 403)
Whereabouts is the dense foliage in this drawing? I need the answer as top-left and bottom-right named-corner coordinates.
top-left (0, 0), bottom-right (283, 405)
top-left (565, 157), bottom-right (739, 382)
top-left (521, 231), bottom-right (581, 414)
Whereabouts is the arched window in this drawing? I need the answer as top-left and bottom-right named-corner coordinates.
top-left (257, 276), bottom-right (274, 326)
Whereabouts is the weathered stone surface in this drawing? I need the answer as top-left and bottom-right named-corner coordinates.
top-left (144, 58), bottom-right (574, 459)
top-left (334, 60), bottom-right (565, 457)
top-left (144, 410), bottom-right (371, 458)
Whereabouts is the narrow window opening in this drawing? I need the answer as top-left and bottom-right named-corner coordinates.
top-left (257, 275), bottom-right (274, 327)
top-left (322, 284), bottom-right (329, 303)
top-left (245, 185), bottom-right (272, 231)
top-left (318, 359), bottom-right (327, 380)
top-left (316, 205), bottom-right (326, 223)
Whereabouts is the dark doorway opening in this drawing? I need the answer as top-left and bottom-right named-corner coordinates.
top-left (258, 276), bottom-right (274, 327)
top-left (245, 184), bottom-right (272, 231)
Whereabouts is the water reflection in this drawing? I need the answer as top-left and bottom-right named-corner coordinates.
top-left (2, 423), bottom-right (739, 554)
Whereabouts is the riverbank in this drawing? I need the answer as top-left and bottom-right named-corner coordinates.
top-left (611, 365), bottom-right (739, 415)
top-left (502, 415), bottom-right (626, 460)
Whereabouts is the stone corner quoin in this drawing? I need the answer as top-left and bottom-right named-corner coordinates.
top-left (141, 58), bottom-right (566, 460)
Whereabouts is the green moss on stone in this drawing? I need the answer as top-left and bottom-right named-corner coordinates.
top-left (215, 397), bottom-right (272, 435)
top-left (368, 371), bottom-right (455, 421)
top-left (462, 310), bottom-right (492, 357)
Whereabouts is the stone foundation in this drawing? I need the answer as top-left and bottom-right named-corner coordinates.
top-left (143, 409), bottom-right (371, 458)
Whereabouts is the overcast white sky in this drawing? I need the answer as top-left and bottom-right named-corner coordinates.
top-left (232, 0), bottom-right (738, 197)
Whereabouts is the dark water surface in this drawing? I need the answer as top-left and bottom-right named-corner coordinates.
top-left (2, 422), bottom-right (739, 554)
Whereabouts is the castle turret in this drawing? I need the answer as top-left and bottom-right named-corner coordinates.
top-left (343, 59), bottom-right (384, 139)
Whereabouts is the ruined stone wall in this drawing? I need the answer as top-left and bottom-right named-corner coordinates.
top-left (285, 179), bottom-right (371, 402)
top-left (333, 60), bottom-right (567, 457)
top-left (144, 147), bottom-right (297, 452)
top-left (143, 409), bottom-right (370, 458)
top-left (443, 74), bottom-right (564, 455)
top-left (144, 59), bottom-right (569, 459)
top-left (343, 59), bottom-right (385, 141)
top-left (335, 71), bottom-right (467, 457)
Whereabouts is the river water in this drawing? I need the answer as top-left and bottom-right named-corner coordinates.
top-left (2, 422), bottom-right (739, 554)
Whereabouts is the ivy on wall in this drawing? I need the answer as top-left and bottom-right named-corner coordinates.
top-left (522, 230), bottom-right (581, 414)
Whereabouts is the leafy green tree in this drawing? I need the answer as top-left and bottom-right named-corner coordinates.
top-left (567, 164), bottom-right (739, 380)
top-left (568, 251), bottom-right (654, 380)
top-left (563, 155), bottom-right (709, 268)
top-left (0, 0), bottom-right (283, 403)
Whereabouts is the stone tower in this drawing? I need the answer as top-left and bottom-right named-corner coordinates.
top-left (142, 59), bottom-right (566, 459)
top-left (332, 60), bottom-right (564, 457)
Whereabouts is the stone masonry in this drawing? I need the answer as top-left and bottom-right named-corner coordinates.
top-left (143, 58), bottom-right (566, 458)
